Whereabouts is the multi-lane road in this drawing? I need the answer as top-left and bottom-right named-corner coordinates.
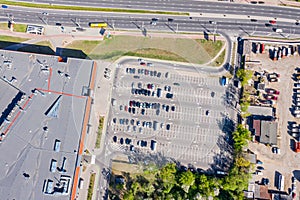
top-left (12, 0), bottom-right (300, 21)
top-left (2, 5), bottom-right (300, 39)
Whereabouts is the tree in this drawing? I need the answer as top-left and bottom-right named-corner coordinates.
top-left (236, 69), bottom-right (253, 86)
top-left (197, 174), bottom-right (219, 198)
top-left (240, 101), bottom-right (250, 113)
top-left (235, 154), bottom-right (250, 169)
top-left (123, 190), bottom-right (135, 200)
top-left (158, 163), bottom-right (177, 194)
top-left (232, 124), bottom-right (250, 152)
top-left (178, 171), bottom-right (195, 193)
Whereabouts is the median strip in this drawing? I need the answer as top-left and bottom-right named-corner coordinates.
top-left (0, 0), bottom-right (188, 15)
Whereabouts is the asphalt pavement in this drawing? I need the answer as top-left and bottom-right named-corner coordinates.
top-left (10, 0), bottom-right (300, 21)
top-left (2, 5), bottom-right (300, 40)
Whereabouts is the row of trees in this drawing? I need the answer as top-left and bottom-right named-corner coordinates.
top-left (121, 156), bottom-right (250, 200)
top-left (116, 125), bottom-right (251, 200)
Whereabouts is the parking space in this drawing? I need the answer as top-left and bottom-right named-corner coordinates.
top-left (105, 59), bottom-right (235, 169)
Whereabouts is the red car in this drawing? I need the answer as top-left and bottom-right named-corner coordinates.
top-left (265, 95), bottom-right (278, 100)
top-left (129, 101), bottom-right (133, 107)
top-left (266, 88), bottom-right (280, 95)
top-left (269, 20), bottom-right (276, 24)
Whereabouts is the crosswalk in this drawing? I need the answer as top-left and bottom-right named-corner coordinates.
top-left (109, 142), bottom-right (127, 152)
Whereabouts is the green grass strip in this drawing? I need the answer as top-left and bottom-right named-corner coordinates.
top-left (95, 116), bottom-right (104, 149)
top-left (87, 173), bottom-right (96, 200)
top-left (0, 0), bottom-right (188, 15)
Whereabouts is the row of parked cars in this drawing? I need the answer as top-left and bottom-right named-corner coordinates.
top-left (292, 68), bottom-right (300, 118)
top-left (289, 122), bottom-right (300, 138)
top-left (112, 135), bottom-right (157, 151)
top-left (270, 45), bottom-right (298, 61)
top-left (112, 117), bottom-right (171, 132)
top-left (264, 88), bottom-right (280, 101)
top-left (126, 66), bottom-right (162, 78)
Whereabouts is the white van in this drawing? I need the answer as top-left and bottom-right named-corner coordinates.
top-left (150, 140), bottom-right (157, 151)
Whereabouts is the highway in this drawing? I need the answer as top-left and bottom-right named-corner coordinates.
top-left (3, 6), bottom-right (300, 39)
top-left (12, 0), bottom-right (300, 21)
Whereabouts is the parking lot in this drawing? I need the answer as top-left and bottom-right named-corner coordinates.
top-left (247, 43), bottom-right (300, 194)
top-left (105, 58), bottom-right (236, 169)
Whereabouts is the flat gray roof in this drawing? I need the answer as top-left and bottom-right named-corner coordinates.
top-left (260, 120), bottom-right (278, 145)
top-left (0, 50), bottom-right (95, 200)
top-left (248, 105), bottom-right (273, 117)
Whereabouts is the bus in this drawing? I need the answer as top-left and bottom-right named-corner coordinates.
top-left (88, 22), bottom-right (107, 28)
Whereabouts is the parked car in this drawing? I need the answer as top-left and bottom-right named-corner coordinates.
top-left (120, 138), bottom-right (124, 145)
top-left (130, 145), bottom-right (135, 151)
top-left (165, 85), bottom-right (171, 92)
top-left (125, 138), bottom-right (132, 145)
top-left (166, 93), bottom-right (173, 99)
top-left (255, 170), bottom-right (263, 175)
top-left (257, 160), bottom-right (263, 165)
top-left (272, 147), bottom-right (281, 154)
top-left (113, 136), bottom-right (117, 142)
top-left (262, 178), bottom-right (270, 185)
top-left (257, 166), bottom-right (264, 170)
top-left (295, 83), bottom-right (300, 88)
top-left (166, 124), bottom-right (171, 130)
top-left (269, 77), bottom-right (279, 82)
top-left (266, 88), bottom-right (280, 95)
top-left (265, 95), bottom-right (278, 100)
top-left (171, 106), bottom-right (176, 111)
top-left (268, 72), bottom-right (280, 78)
top-left (204, 109), bottom-right (210, 115)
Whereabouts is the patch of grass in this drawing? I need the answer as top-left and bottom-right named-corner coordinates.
top-left (0, 0), bottom-right (188, 15)
top-left (13, 24), bottom-right (27, 32)
top-left (35, 40), bottom-right (54, 49)
top-left (95, 116), bottom-right (104, 148)
top-left (90, 51), bottom-right (125, 60)
top-left (231, 42), bottom-right (237, 66)
top-left (0, 23), bottom-right (27, 32)
top-left (67, 40), bottom-right (101, 55)
top-left (0, 35), bottom-right (28, 43)
top-left (0, 35), bottom-right (28, 49)
top-left (196, 39), bottom-right (224, 58)
top-left (70, 35), bottom-right (223, 64)
top-left (212, 49), bottom-right (226, 66)
top-left (87, 173), bottom-right (96, 200)
top-left (125, 48), bottom-right (188, 62)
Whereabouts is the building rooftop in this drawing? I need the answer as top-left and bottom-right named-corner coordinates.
top-left (254, 184), bottom-right (271, 200)
top-left (253, 119), bottom-right (261, 136)
top-left (0, 50), bottom-right (96, 200)
top-left (260, 120), bottom-right (278, 145)
top-left (248, 105), bottom-right (273, 117)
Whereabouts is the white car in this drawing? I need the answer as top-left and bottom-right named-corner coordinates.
top-left (256, 171), bottom-right (263, 175)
